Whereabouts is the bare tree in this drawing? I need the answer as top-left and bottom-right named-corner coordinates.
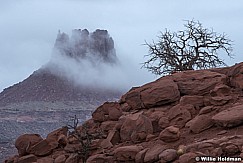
top-left (67, 115), bottom-right (104, 163)
top-left (142, 20), bottom-right (233, 75)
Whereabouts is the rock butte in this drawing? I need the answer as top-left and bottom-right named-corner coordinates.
top-left (0, 29), bottom-right (120, 107)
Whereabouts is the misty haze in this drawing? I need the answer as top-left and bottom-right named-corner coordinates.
top-left (47, 29), bottom-right (130, 91)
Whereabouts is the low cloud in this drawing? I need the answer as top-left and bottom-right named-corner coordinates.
top-left (44, 29), bottom-right (156, 92)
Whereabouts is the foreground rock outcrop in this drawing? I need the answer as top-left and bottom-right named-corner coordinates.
top-left (5, 62), bottom-right (243, 163)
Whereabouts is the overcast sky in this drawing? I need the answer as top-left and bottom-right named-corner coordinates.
top-left (0, 0), bottom-right (243, 92)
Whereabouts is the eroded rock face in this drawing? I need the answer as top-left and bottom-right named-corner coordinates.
top-left (171, 70), bottom-right (227, 95)
top-left (86, 154), bottom-right (113, 163)
top-left (46, 126), bottom-right (68, 149)
top-left (144, 144), bottom-right (167, 162)
top-left (114, 145), bottom-right (143, 161)
top-left (121, 78), bottom-right (180, 110)
top-left (228, 62), bottom-right (243, 89)
top-left (212, 104), bottom-right (243, 128)
top-left (168, 104), bottom-right (193, 128)
top-left (159, 126), bottom-right (180, 143)
top-left (54, 29), bottom-right (117, 63)
top-left (186, 114), bottom-right (214, 133)
top-left (92, 102), bottom-right (122, 122)
top-left (15, 134), bottom-right (43, 156)
top-left (15, 154), bottom-right (37, 163)
top-left (159, 149), bottom-right (177, 162)
top-left (120, 112), bottom-right (153, 142)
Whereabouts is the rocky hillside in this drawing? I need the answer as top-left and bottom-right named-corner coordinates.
top-left (0, 68), bottom-right (120, 106)
top-left (5, 62), bottom-right (243, 163)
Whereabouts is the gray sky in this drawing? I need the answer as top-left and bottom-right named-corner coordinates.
top-left (1, 0), bottom-right (243, 92)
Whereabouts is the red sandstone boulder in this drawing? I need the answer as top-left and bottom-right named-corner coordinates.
top-left (145, 110), bottom-right (168, 132)
top-left (168, 104), bottom-right (193, 128)
top-left (186, 114), bottom-right (214, 133)
top-left (114, 145), bottom-right (143, 161)
top-left (199, 106), bottom-right (215, 115)
top-left (212, 104), bottom-right (243, 128)
top-left (16, 154), bottom-right (37, 163)
top-left (159, 126), bottom-right (180, 142)
top-left (159, 149), bottom-right (177, 162)
top-left (158, 116), bottom-right (170, 130)
top-left (106, 130), bottom-right (120, 145)
top-left (222, 143), bottom-right (240, 156)
top-left (179, 95), bottom-right (204, 109)
top-left (64, 143), bottom-right (82, 153)
top-left (207, 95), bottom-right (233, 106)
top-left (99, 139), bottom-right (113, 149)
top-left (120, 102), bottom-right (131, 112)
top-left (57, 134), bottom-right (68, 148)
top-left (92, 102), bottom-right (122, 122)
top-left (46, 126), bottom-right (68, 149)
top-left (120, 112), bottom-right (153, 142)
top-left (120, 87), bottom-right (144, 109)
top-left (172, 70), bottom-right (227, 95)
top-left (36, 157), bottom-right (54, 163)
top-left (29, 139), bottom-right (53, 156)
top-left (140, 79), bottom-right (180, 108)
top-left (15, 134), bottom-right (43, 156)
top-left (86, 154), bottom-right (113, 163)
top-left (178, 152), bottom-right (198, 163)
top-left (135, 148), bottom-right (149, 163)
top-left (99, 130), bottom-right (120, 149)
top-left (100, 121), bottom-right (117, 132)
top-left (51, 150), bottom-right (67, 159)
top-left (228, 62), bottom-right (243, 89)
top-left (54, 155), bottom-right (67, 163)
top-left (210, 84), bottom-right (231, 97)
top-left (65, 153), bottom-right (80, 163)
top-left (78, 119), bottom-right (100, 135)
top-left (121, 78), bottom-right (180, 109)
top-left (144, 144), bottom-right (167, 162)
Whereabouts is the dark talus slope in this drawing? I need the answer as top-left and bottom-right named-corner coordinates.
top-left (0, 68), bottom-right (120, 106)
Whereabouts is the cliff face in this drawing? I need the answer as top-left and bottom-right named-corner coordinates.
top-left (5, 62), bottom-right (243, 163)
top-left (54, 29), bottom-right (117, 63)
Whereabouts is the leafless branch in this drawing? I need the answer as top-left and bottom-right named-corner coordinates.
top-left (142, 20), bottom-right (233, 75)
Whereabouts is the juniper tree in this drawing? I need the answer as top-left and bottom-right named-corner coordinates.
top-left (142, 20), bottom-right (233, 75)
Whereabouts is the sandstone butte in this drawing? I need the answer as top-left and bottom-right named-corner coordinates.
top-left (5, 62), bottom-right (243, 163)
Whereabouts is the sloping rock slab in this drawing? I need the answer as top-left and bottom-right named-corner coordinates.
top-left (171, 70), bottom-right (227, 95)
top-left (212, 104), bottom-right (243, 128)
top-left (121, 78), bottom-right (180, 109)
top-left (186, 114), bottom-right (214, 133)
